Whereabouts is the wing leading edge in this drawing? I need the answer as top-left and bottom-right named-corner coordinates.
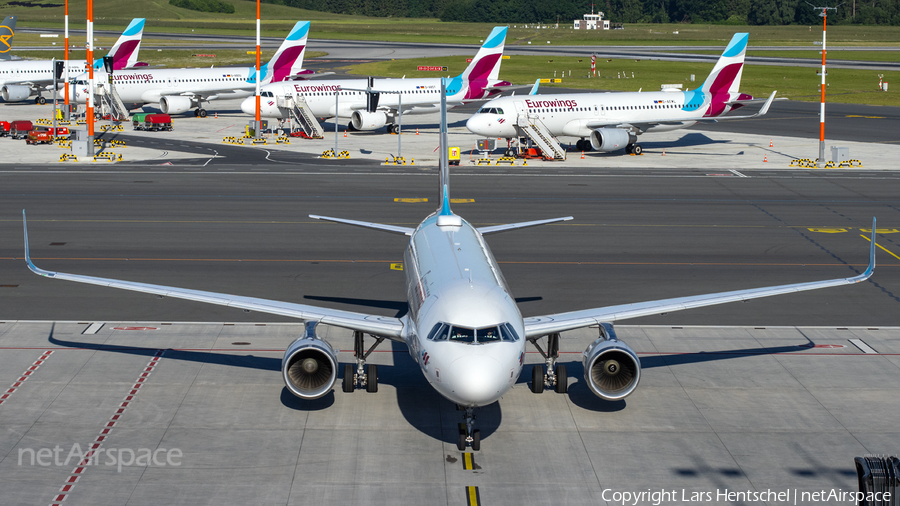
top-left (523, 219), bottom-right (877, 339)
top-left (22, 211), bottom-right (404, 340)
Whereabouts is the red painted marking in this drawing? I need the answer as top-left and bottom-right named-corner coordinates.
top-left (34, 360), bottom-right (44, 365)
top-left (6, 388), bottom-right (16, 393)
top-left (116, 408), bottom-right (125, 414)
top-left (129, 390), bottom-right (138, 395)
top-left (28, 366), bottom-right (38, 370)
top-left (121, 401), bottom-right (130, 407)
top-left (110, 415), bottom-right (121, 421)
top-left (111, 327), bottom-right (158, 331)
top-left (0, 394), bottom-right (8, 399)
top-left (96, 435), bottom-right (106, 442)
top-left (144, 367), bottom-right (153, 372)
top-left (84, 451), bottom-right (95, 458)
top-left (60, 484), bottom-right (73, 492)
top-left (18, 377), bottom-right (28, 381)
top-left (100, 428), bottom-right (111, 435)
top-left (65, 476), bottom-right (79, 483)
top-left (124, 395), bottom-right (134, 401)
top-left (814, 344), bottom-right (846, 348)
top-left (105, 421), bottom-right (116, 428)
top-left (0, 400), bottom-right (5, 405)
top-left (140, 372), bottom-right (150, 377)
top-left (23, 370), bottom-right (32, 376)
top-left (90, 443), bottom-right (101, 450)
top-left (73, 467), bottom-right (85, 474)
top-left (12, 382), bottom-right (21, 387)
top-left (136, 377), bottom-right (146, 383)
top-left (54, 494), bottom-right (66, 501)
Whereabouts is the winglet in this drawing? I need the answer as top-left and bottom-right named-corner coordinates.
top-left (862, 217), bottom-right (877, 280)
top-left (23, 211), bottom-right (54, 277)
top-left (756, 91), bottom-right (776, 117)
top-left (529, 79), bottom-right (540, 96)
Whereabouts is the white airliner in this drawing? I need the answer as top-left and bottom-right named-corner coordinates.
top-left (69, 21), bottom-right (311, 117)
top-left (466, 32), bottom-right (775, 156)
top-left (0, 18), bottom-right (145, 104)
top-left (241, 26), bottom-right (510, 133)
top-left (22, 88), bottom-right (876, 451)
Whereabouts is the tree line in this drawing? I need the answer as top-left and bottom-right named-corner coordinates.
top-left (263, 0), bottom-right (900, 25)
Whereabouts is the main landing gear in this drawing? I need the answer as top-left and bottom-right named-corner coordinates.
top-left (575, 139), bottom-right (592, 152)
top-left (457, 406), bottom-right (481, 451)
top-left (35, 96), bottom-right (47, 105)
top-left (529, 332), bottom-right (567, 394)
top-left (193, 109), bottom-right (208, 118)
top-left (385, 124), bottom-right (400, 134)
top-left (342, 331), bottom-right (385, 393)
top-left (625, 143), bottom-right (643, 155)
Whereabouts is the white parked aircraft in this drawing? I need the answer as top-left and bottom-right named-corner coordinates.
top-left (241, 26), bottom-right (511, 133)
top-left (69, 20), bottom-right (310, 117)
top-left (466, 32), bottom-right (775, 156)
top-left (0, 18), bottom-right (145, 104)
top-left (22, 88), bottom-right (876, 451)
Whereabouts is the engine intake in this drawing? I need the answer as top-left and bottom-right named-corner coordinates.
top-left (582, 323), bottom-right (640, 400)
top-left (159, 95), bottom-right (194, 115)
top-left (1, 85), bottom-right (33, 102)
top-left (282, 322), bottom-right (337, 400)
top-left (589, 128), bottom-right (636, 153)
top-left (350, 110), bottom-right (387, 131)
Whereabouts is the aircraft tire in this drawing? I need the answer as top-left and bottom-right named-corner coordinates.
top-left (193, 109), bottom-right (200, 117)
top-left (472, 429), bottom-right (481, 451)
top-left (531, 365), bottom-right (544, 394)
top-left (342, 364), bottom-right (354, 392)
top-left (366, 364), bottom-right (378, 393)
top-left (555, 365), bottom-right (568, 394)
top-left (457, 432), bottom-right (466, 451)
top-left (37, 97), bottom-right (47, 105)
top-left (198, 109), bottom-right (208, 118)
top-left (632, 144), bottom-right (642, 155)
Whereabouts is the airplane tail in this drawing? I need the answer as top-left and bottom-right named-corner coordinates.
top-left (259, 21), bottom-right (310, 85)
top-left (445, 26), bottom-right (509, 101)
top-left (0, 16), bottom-right (17, 60)
top-left (700, 33), bottom-right (753, 117)
top-left (96, 18), bottom-right (145, 70)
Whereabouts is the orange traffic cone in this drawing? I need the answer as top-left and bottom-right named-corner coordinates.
top-left (214, 112), bottom-right (218, 119)
top-left (662, 148), bottom-right (666, 156)
top-left (769, 139), bottom-right (773, 147)
top-left (764, 154), bottom-right (768, 162)
top-left (416, 128), bottom-right (419, 135)
top-left (344, 130), bottom-right (347, 138)
top-left (580, 151), bottom-right (585, 159)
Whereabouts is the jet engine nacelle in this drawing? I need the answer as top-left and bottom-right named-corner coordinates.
top-left (582, 323), bottom-right (640, 401)
top-left (1, 85), bottom-right (33, 102)
top-left (159, 95), bottom-right (194, 115)
top-left (589, 128), bottom-right (636, 152)
top-left (350, 110), bottom-right (387, 131)
top-left (282, 324), bottom-right (338, 400)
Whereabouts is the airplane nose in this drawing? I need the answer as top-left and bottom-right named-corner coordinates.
top-left (465, 115), bottom-right (487, 135)
top-left (240, 97), bottom-right (255, 115)
top-left (448, 354), bottom-right (506, 406)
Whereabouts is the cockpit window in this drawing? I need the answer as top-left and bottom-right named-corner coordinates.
top-left (495, 108), bottom-right (503, 114)
top-left (449, 326), bottom-right (475, 343)
top-left (427, 322), bottom-right (519, 343)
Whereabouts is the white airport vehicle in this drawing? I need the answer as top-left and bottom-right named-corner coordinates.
top-left (466, 32), bottom-right (776, 156)
top-left (0, 18), bottom-right (145, 104)
top-left (22, 87), bottom-right (876, 451)
top-left (241, 26), bottom-right (511, 133)
top-left (69, 20), bottom-right (310, 117)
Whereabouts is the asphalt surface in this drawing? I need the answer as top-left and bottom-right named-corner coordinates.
top-left (2, 168), bottom-right (898, 326)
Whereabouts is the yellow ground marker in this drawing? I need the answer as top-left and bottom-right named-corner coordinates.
top-left (390, 263), bottom-right (403, 271)
top-left (861, 235), bottom-right (900, 261)
top-left (807, 228), bottom-right (847, 233)
top-left (450, 199), bottom-right (474, 203)
top-left (465, 486), bottom-right (481, 506)
top-left (394, 198), bottom-right (427, 203)
top-left (462, 453), bottom-right (474, 470)
top-left (861, 228), bottom-right (899, 234)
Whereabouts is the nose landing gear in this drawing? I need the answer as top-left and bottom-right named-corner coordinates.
top-left (529, 332), bottom-right (568, 394)
top-left (342, 331), bottom-right (385, 393)
top-left (457, 406), bottom-right (481, 451)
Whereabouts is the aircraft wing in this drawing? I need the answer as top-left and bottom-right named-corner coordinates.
top-left (22, 212), bottom-right (405, 340)
top-left (522, 220), bottom-right (876, 339)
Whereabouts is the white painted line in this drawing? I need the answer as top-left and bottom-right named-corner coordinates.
top-left (849, 338), bottom-right (878, 354)
top-left (729, 169), bottom-right (749, 178)
top-left (82, 322), bottom-right (105, 335)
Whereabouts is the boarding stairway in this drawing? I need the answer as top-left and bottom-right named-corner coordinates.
top-left (280, 94), bottom-right (323, 139)
top-left (516, 114), bottom-right (566, 160)
top-left (95, 82), bottom-right (130, 122)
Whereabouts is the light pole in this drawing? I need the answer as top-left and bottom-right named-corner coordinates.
top-left (255, 0), bottom-right (260, 125)
top-left (63, 0), bottom-right (69, 119)
top-left (806, 1), bottom-right (841, 165)
top-left (86, 0), bottom-right (94, 142)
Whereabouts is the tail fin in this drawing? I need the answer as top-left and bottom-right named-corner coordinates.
top-left (260, 21), bottom-right (310, 85)
top-left (445, 26), bottom-right (508, 100)
top-left (96, 18), bottom-right (145, 70)
top-left (700, 32), bottom-right (747, 96)
top-left (0, 16), bottom-right (17, 60)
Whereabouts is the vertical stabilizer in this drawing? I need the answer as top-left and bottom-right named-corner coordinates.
top-left (700, 32), bottom-right (748, 96)
top-left (260, 21), bottom-right (310, 84)
top-left (445, 26), bottom-right (508, 100)
top-left (98, 18), bottom-right (145, 70)
top-left (437, 80), bottom-right (461, 227)
top-left (0, 16), bottom-right (17, 60)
